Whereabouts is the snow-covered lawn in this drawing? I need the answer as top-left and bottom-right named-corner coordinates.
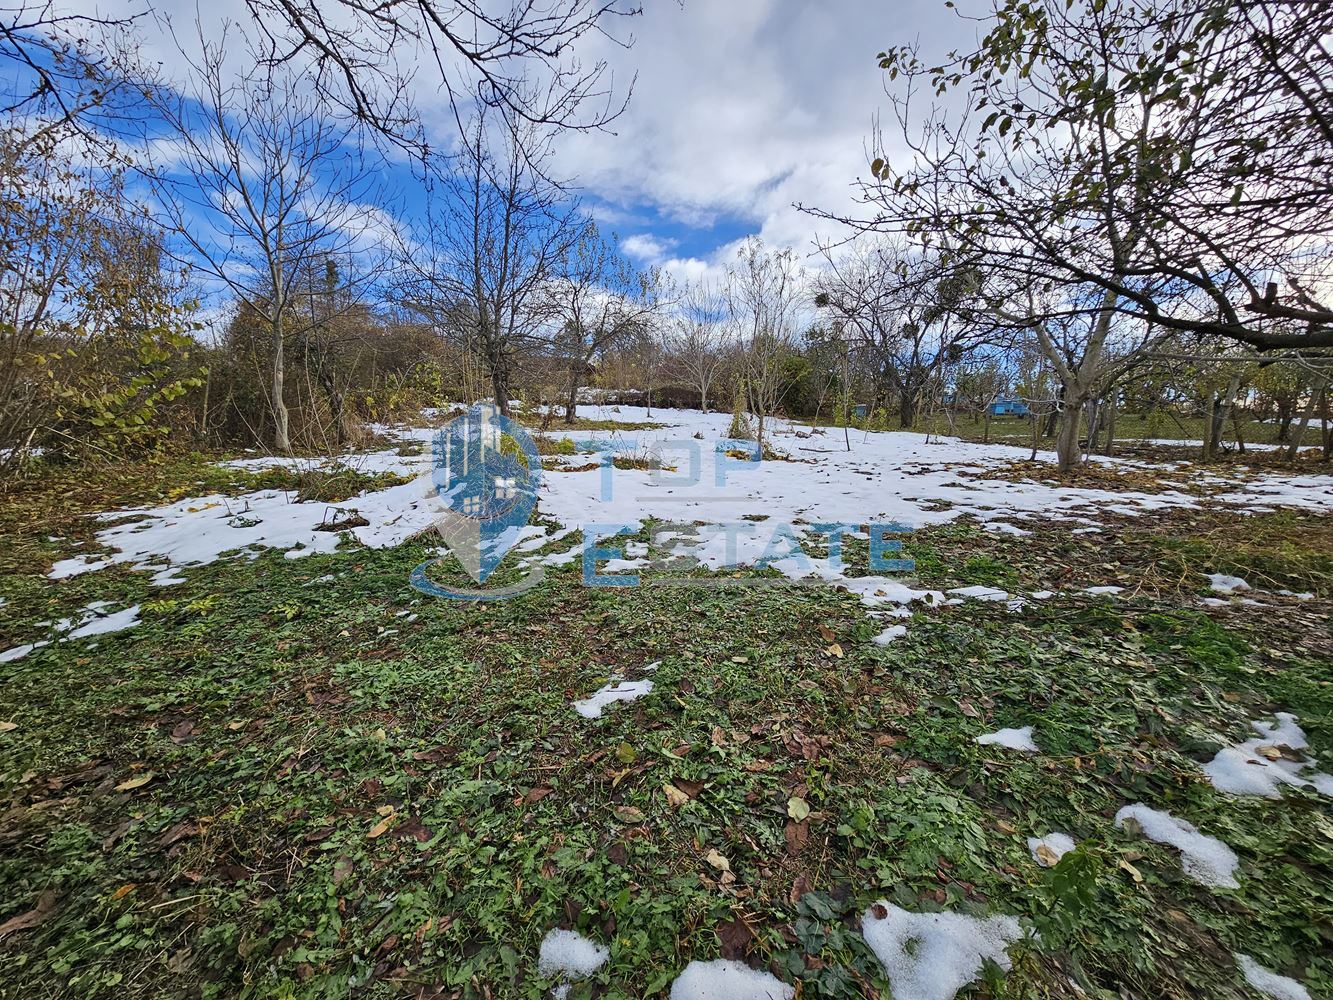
top-left (41, 405), bottom-right (1333, 589)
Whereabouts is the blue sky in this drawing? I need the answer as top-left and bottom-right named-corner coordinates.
top-left (37, 0), bottom-right (973, 292)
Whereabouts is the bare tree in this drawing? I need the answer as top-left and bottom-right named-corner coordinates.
top-left (242, 0), bottom-right (643, 156)
top-left (398, 105), bottom-right (579, 417)
top-left (549, 221), bottom-right (662, 423)
top-left (727, 237), bottom-right (802, 455)
top-left (149, 26), bottom-right (382, 453)
top-left (813, 237), bottom-right (993, 430)
top-left (666, 278), bottom-right (729, 413)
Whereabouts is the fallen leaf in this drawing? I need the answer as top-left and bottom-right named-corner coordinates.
top-left (614, 805), bottom-right (646, 824)
top-left (995, 819), bottom-right (1018, 835)
top-left (170, 720), bottom-right (195, 744)
top-left (675, 778), bottom-right (705, 798)
top-left (730, 655), bottom-right (749, 664)
top-left (615, 741), bottom-right (637, 764)
top-left (114, 772), bottom-right (155, 793)
top-left (111, 884), bottom-right (136, 900)
top-left (958, 700), bottom-right (981, 719)
top-left (824, 643), bottom-right (844, 659)
top-left (817, 624), bottom-right (835, 643)
top-left (368, 807), bottom-right (396, 838)
top-left (0, 721), bottom-right (17, 732)
top-left (717, 918), bottom-right (755, 958)
top-left (1034, 844), bottom-right (1061, 868)
top-left (786, 796), bottom-right (811, 822)
top-left (0, 891), bottom-right (57, 939)
top-left (784, 819), bottom-right (809, 855)
top-left (704, 848), bottom-right (730, 872)
top-left (1118, 858), bottom-right (1143, 883)
top-left (523, 786), bottom-right (553, 804)
top-left (662, 783), bottom-right (690, 808)
top-left (158, 821), bottom-right (198, 847)
top-left (1256, 745), bottom-right (1282, 761)
top-left (226, 721), bottom-right (245, 731)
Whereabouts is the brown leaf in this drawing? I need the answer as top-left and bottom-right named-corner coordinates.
top-left (0, 721), bottom-right (17, 732)
top-left (704, 848), bottom-right (731, 872)
top-left (717, 918), bottom-right (755, 959)
top-left (170, 720), bottom-right (195, 745)
top-left (817, 624), bottom-right (835, 643)
top-left (114, 772), bottom-right (155, 793)
top-left (784, 819), bottom-right (809, 856)
top-left (824, 643), bottom-right (844, 659)
top-left (1034, 844), bottom-right (1061, 868)
top-left (606, 842), bottom-right (629, 867)
top-left (662, 783), bottom-right (690, 809)
top-left (158, 821), bottom-right (198, 847)
top-left (523, 785), bottom-right (553, 805)
top-left (958, 700), bottom-right (981, 719)
top-left (0, 891), bottom-right (57, 939)
top-left (111, 884), bottom-right (136, 901)
top-left (995, 820), bottom-right (1018, 835)
top-left (788, 876), bottom-right (812, 904)
top-left (675, 778), bottom-right (705, 798)
top-left (368, 811), bottom-right (396, 839)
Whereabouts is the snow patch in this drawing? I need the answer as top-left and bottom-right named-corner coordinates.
top-left (872, 625), bottom-right (908, 645)
top-left (1202, 713), bottom-right (1333, 798)
top-left (976, 726), bottom-right (1039, 752)
top-left (1027, 832), bottom-right (1076, 866)
top-left (67, 604), bottom-right (141, 639)
top-left (1114, 804), bottom-right (1239, 888)
top-left (668, 959), bottom-right (793, 1000)
top-left (949, 585), bottom-right (1009, 602)
top-left (573, 680), bottom-right (654, 719)
top-left (538, 929), bottom-right (608, 996)
top-left (861, 903), bottom-right (1023, 1000)
top-left (1235, 954), bottom-right (1311, 1000)
top-left (1207, 573), bottom-right (1251, 594)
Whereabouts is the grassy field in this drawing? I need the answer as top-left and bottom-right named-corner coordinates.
top-left (0, 450), bottom-right (1331, 999)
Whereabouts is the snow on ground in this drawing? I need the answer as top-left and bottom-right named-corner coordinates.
top-left (1202, 713), bottom-right (1333, 798)
top-left (860, 903), bottom-right (1023, 1000)
top-left (572, 679), bottom-right (654, 719)
top-left (537, 929), bottom-right (608, 998)
top-left (1114, 804), bottom-right (1239, 889)
top-left (668, 959), bottom-right (794, 1000)
top-left (1207, 574), bottom-right (1251, 594)
top-left (871, 624), bottom-right (908, 645)
top-left (1234, 954), bottom-right (1313, 1000)
top-left (40, 405), bottom-right (1333, 588)
top-left (976, 726), bottom-right (1039, 752)
top-left (1, 601), bottom-right (142, 661)
top-left (1027, 832), bottom-right (1076, 867)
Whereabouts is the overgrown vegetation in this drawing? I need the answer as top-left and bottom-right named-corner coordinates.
top-left (1, 464), bottom-right (1329, 999)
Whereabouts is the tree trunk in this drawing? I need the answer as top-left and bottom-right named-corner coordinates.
top-left (272, 317), bottom-right (291, 453)
top-left (1286, 374), bottom-right (1327, 460)
top-left (1208, 375), bottom-right (1241, 459)
top-left (564, 371), bottom-right (578, 425)
top-left (1103, 397), bottom-right (1117, 456)
top-left (898, 390), bottom-right (917, 431)
top-left (1054, 401), bottom-right (1083, 473)
top-left (1277, 402), bottom-right (1294, 443)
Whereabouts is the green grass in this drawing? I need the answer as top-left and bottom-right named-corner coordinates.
top-left (0, 462), bottom-right (1330, 999)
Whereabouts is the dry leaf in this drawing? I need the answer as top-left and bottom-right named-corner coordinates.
top-left (226, 721), bottom-right (245, 731)
top-left (114, 772), bottom-right (155, 793)
top-left (0, 721), bottom-right (17, 732)
top-left (958, 700), bottom-right (981, 719)
top-left (111, 884), bottom-right (136, 900)
top-left (367, 813), bottom-right (395, 839)
top-left (1118, 858), bottom-right (1144, 883)
top-left (374, 804), bottom-right (395, 817)
top-left (614, 805), bottom-right (645, 824)
top-left (0, 891), bottom-right (57, 939)
top-left (730, 655), bottom-right (749, 664)
top-left (824, 643), bottom-right (844, 658)
top-left (1256, 745), bottom-right (1282, 761)
top-left (995, 820), bottom-right (1018, 835)
top-left (817, 624), bottom-right (835, 642)
top-left (1034, 844), bottom-right (1061, 868)
top-left (704, 848), bottom-right (730, 872)
top-left (663, 783), bottom-right (690, 808)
